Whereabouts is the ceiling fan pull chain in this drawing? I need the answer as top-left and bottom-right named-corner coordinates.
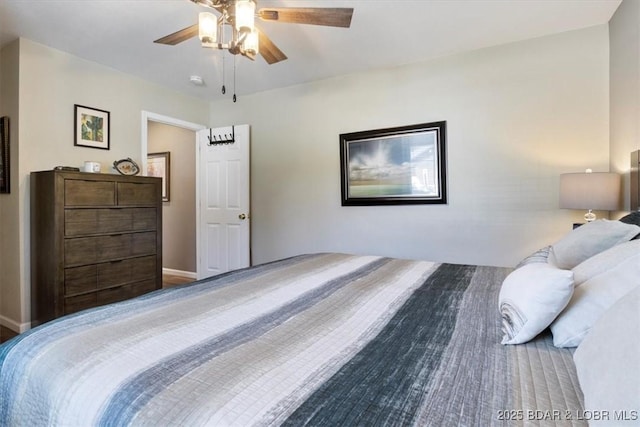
top-left (233, 56), bottom-right (237, 103)
top-left (221, 54), bottom-right (226, 95)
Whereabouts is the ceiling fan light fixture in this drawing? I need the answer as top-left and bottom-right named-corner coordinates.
top-left (243, 28), bottom-right (259, 55)
top-left (198, 12), bottom-right (217, 46)
top-left (235, 0), bottom-right (256, 32)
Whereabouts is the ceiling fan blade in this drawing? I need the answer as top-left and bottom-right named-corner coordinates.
top-left (154, 24), bottom-right (199, 45)
top-left (258, 8), bottom-right (354, 28)
top-left (257, 28), bottom-right (288, 65)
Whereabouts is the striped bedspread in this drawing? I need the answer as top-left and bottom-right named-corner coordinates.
top-left (0, 253), bottom-right (584, 426)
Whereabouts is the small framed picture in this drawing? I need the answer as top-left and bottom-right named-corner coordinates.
top-left (74, 105), bottom-right (110, 150)
top-left (147, 151), bottom-right (170, 202)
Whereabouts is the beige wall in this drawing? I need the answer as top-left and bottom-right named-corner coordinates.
top-left (209, 25), bottom-right (610, 268)
top-left (610, 0), bottom-right (640, 214)
top-left (0, 38), bottom-right (208, 331)
top-left (148, 121), bottom-right (197, 273)
top-left (0, 40), bottom-right (21, 331)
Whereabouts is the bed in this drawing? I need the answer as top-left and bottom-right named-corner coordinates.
top-left (1, 215), bottom-right (639, 426)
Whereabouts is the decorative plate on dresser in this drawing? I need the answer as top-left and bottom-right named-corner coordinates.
top-left (113, 158), bottom-right (140, 175)
top-left (30, 170), bottom-right (162, 327)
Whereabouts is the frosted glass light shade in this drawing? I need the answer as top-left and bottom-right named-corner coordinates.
top-left (235, 0), bottom-right (256, 32)
top-left (559, 172), bottom-right (621, 215)
top-left (199, 12), bottom-right (217, 46)
top-left (243, 28), bottom-right (259, 55)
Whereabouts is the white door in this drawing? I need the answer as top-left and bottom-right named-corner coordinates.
top-left (197, 124), bottom-right (250, 279)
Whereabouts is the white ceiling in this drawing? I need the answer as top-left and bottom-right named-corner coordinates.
top-left (0, 0), bottom-right (622, 102)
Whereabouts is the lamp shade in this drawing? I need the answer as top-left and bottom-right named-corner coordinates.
top-left (559, 172), bottom-right (620, 211)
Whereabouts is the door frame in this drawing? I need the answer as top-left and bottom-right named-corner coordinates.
top-left (141, 111), bottom-right (207, 278)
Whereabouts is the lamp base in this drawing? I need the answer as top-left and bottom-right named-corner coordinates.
top-left (584, 209), bottom-right (596, 222)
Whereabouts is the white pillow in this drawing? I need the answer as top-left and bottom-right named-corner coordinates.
top-left (572, 239), bottom-right (640, 286)
top-left (573, 287), bottom-right (640, 424)
top-left (550, 219), bottom-right (640, 270)
top-left (551, 251), bottom-right (640, 347)
top-left (499, 263), bottom-right (574, 345)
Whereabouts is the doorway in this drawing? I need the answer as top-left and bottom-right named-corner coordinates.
top-left (141, 112), bottom-right (206, 282)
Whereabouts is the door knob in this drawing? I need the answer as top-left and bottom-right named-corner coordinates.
top-left (239, 213), bottom-right (247, 220)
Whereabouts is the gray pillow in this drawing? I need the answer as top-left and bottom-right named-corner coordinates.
top-left (573, 287), bottom-right (640, 424)
top-left (550, 219), bottom-right (640, 269)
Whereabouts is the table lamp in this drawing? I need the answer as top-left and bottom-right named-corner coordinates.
top-left (559, 169), bottom-right (620, 222)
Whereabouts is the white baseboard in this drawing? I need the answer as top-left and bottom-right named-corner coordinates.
top-left (162, 268), bottom-right (197, 279)
top-left (0, 314), bottom-right (30, 333)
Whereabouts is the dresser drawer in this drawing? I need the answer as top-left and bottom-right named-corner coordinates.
top-left (65, 279), bottom-right (157, 314)
top-left (65, 209), bottom-right (131, 236)
top-left (131, 208), bottom-right (157, 230)
top-left (118, 182), bottom-right (158, 206)
top-left (65, 208), bottom-right (157, 236)
top-left (65, 180), bottom-right (116, 206)
top-left (97, 256), bottom-right (156, 289)
top-left (64, 255), bottom-right (156, 296)
top-left (97, 279), bottom-right (157, 305)
top-left (65, 232), bottom-right (157, 266)
top-left (64, 293), bottom-right (97, 315)
top-left (65, 265), bottom-right (98, 296)
top-left (131, 232), bottom-right (157, 257)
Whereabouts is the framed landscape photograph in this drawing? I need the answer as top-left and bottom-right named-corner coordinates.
top-left (340, 121), bottom-right (447, 206)
top-left (74, 105), bottom-right (110, 150)
top-left (147, 151), bottom-right (170, 202)
top-left (0, 116), bottom-right (9, 193)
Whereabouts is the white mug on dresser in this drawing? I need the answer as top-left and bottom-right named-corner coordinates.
top-left (83, 161), bottom-right (101, 173)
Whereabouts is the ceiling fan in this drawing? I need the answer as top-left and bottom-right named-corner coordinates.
top-left (154, 0), bottom-right (354, 65)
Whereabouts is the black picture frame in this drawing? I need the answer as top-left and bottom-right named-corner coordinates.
top-left (340, 121), bottom-right (447, 206)
top-left (0, 116), bottom-right (9, 194)
top-left (74, 104), bottom-right (110, 150)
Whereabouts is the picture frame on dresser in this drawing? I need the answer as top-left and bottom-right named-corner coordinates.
top-left (0, 116), bottom-right (9, 193)
top-left (339, 121), bottom-right (447, 206)
top-left (74, 104), bottom-right (110, 150)
top-left (147, 151), bottom-right (170, 202)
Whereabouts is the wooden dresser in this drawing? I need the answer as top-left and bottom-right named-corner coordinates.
top-left (30, 170), bottom-right (162, 327)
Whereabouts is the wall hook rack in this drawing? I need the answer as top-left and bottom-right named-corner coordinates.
top-left (208, 126), bottom-right (235, 145)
